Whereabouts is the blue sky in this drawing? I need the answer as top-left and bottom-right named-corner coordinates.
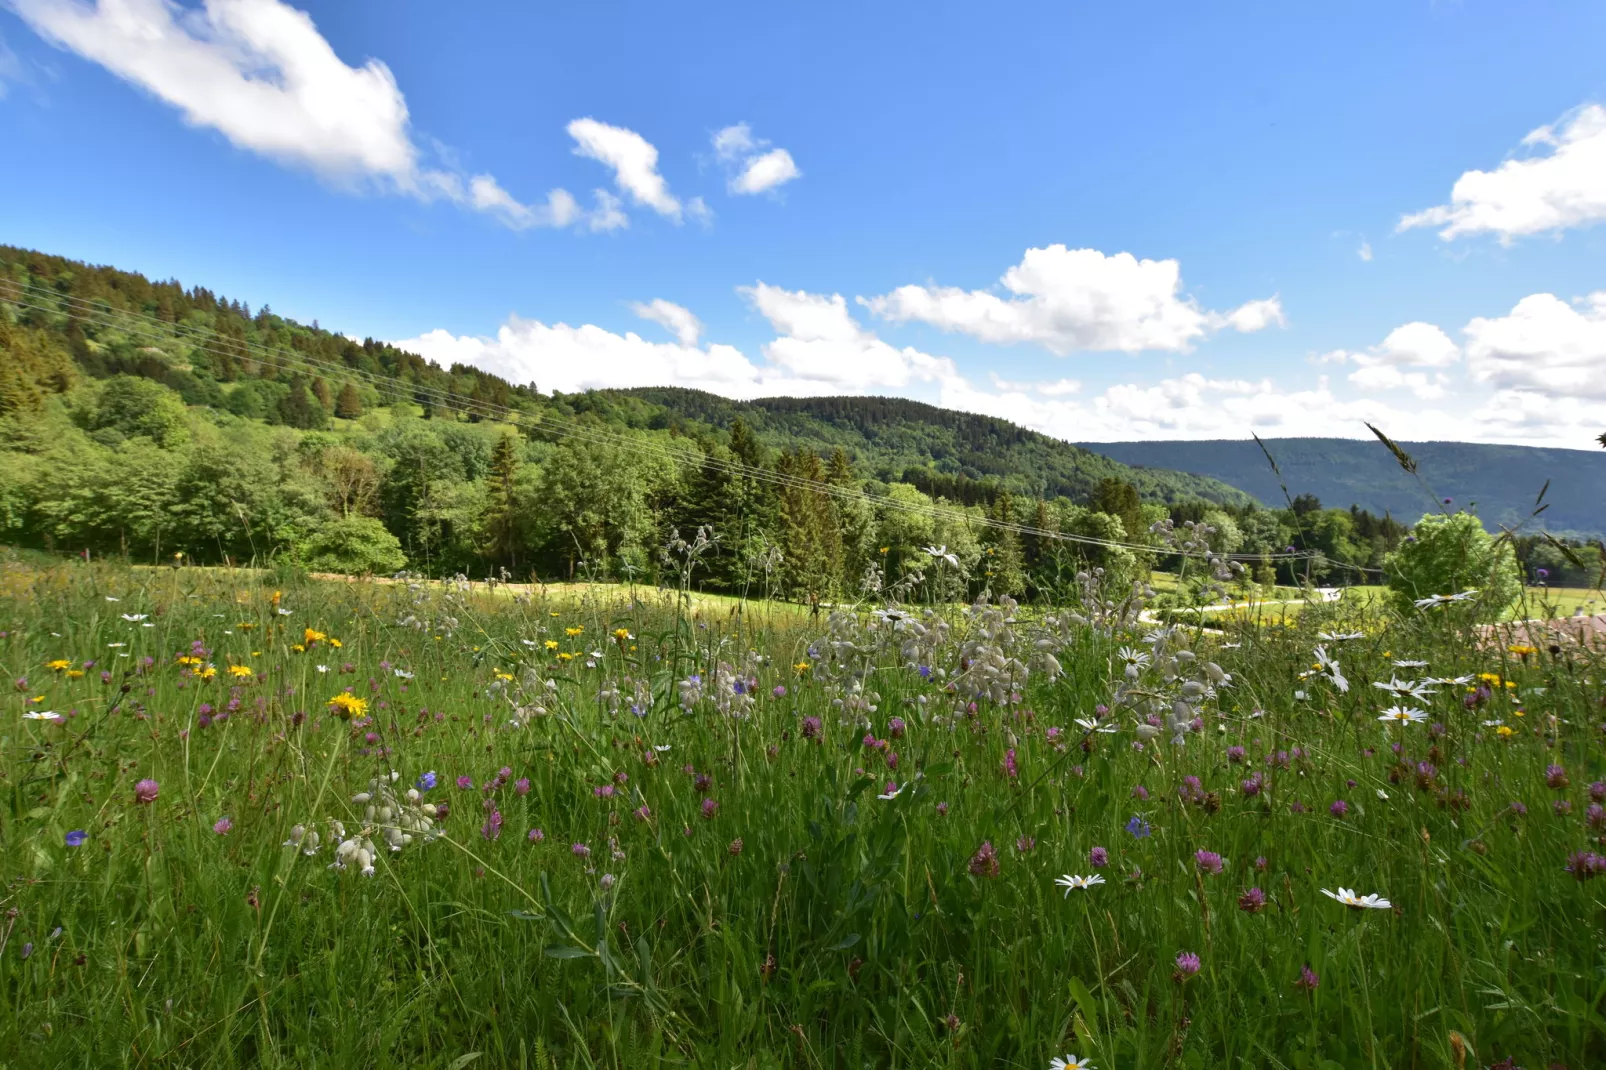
top-left (2, 0), bottom-right (1605, 446)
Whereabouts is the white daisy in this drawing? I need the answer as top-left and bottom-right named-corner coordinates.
top-left (1050, 1057), bottom-right (1095, 1070)
top-left (120, 613), bottom-right (148, 622)
top-left (876, 784), bottom-right (903, 801)
top-left (922, 544), bottom-right (961, 569)
top-left (1377, 706), bottom-right (1427, 725)
top-left (1074, 717), bottom-right (1116, 734)
top-left (1373, 677), bottom-right (1436, 702)
top-left (1392, 659), bottom-right (1429, 669)
top-left (1321, 887), bottom-right (1392, 910)
top-left (1055, 874), bottom-right (1105, 895)
top-left (316, 665), bottom-right (329, 674)
top-left (1316, 631), bottom-right (1365, 642)
top-left (23, 710), bottom-right (63, 722)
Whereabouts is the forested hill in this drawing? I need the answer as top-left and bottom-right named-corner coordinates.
top-left (0, 243), bottom-right (1246, 508)
top-left (600, 387), bottom-right (1253, 506)
top-left (1083, 438), bottom-right (1606, 537)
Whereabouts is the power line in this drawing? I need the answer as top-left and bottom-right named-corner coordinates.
top-left (3, 282), bottom-right (1324, 565)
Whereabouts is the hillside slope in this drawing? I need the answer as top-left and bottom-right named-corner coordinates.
top-left (1082, 438), bottom-right (1606, 536)
top-left (602, 387), bottom-right (1255, 506)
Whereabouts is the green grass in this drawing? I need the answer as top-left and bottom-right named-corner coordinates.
top-left (1, 557), bottom-right (1603, 1067)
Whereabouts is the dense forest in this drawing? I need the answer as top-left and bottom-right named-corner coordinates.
top-left (1, 244), bottom-right (1596, 598)
top-left (1088, 437), bottom-right (1606, 539)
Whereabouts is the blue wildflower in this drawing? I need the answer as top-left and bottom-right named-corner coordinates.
top-left (1125, 815), bottom-right (1152, 839)
top-left (65, 830), bottom-right (87, 847)
top-left (416, 771), bottom-right (438, 791)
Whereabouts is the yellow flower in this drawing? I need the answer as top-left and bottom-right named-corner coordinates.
top-left (1504, 681), bottom-right (1516, 690)
top-left (46, 659), bottom-right (71, 672)
top-left (65, 670), bottom-right (85, 679)
top-left (270, 590), bottom-right (282, 607)
top-left (228, 665), bottom-right (254, 679)
top-left (1495, 725), bottom-right (1514, 738)
top-left (565, 626), bottom-right (584, 637)
top-left (329, 638), bottom-right (342, 649)
top-left (176, 655), bottom-right (202, 666)
top-left (1513, 708), bottom-right (1525, 717)
top-left (195, 665), bottom-right (217, 681)
top-left (238, 622), bottom-right (256, 631)
top-left (291, 644), bottom-right (306, 653)
top-left (878, 547), bottom-right (889, 554)
top-left (328, 693), bottom-right (368, 720)
top-left (304, 628), bottom-right (327, 644)
top-left (494, 670), bottom-right (514, 682)
top-left (557, 652), bottom-right (575, 662)
top-left (544, 640), bottom-right (560, 651)
top-left (613, 628), bottom-right (632, 641)
top-left (794, 660), bottom-right (811, 674)
top-left (1507, 644), bottom-right (1537, 657)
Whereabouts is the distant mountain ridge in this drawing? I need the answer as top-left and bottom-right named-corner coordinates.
top-left (1079, 438), bottom-right (1606, 537)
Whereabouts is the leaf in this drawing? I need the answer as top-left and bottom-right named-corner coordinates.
top-left (824, 932), bottom-right (861, 951)
top-left (508, 910), bottom-right (545, 922)
top-left (544, 945), bottom-right (593, 959)
top-left (446, 1055), bottom-right (483, 1070)
top-left (922, 761), bottom-right (954, 778)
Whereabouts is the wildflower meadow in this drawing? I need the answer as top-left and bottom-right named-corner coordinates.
top-left (1, 551), bottom-right (1603, 1069)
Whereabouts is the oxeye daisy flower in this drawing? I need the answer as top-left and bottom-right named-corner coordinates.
top-left (1055, 873), bottom-right (1105, 895)
top-left (1321, 887), bottom-right (1392, 910)
top-left (1049, 1056), bottom-right (1095, 1070)
top-left (1377, 706), bottom-right (1427, 725)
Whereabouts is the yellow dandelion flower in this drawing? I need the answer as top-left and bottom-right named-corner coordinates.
top-left (270, 590), bottom-right (282, 607)
top-left (1507, 644), bottom-right (1537, 657)
top-left (228, 665), bottom-right (254, 679)
top-left (328, 693), bottom-right (368, 720)
top-left (65, 670), bottom-right (85, 679)
top-left (544, 640), bottom-right (560, 651)
top-left (794, 660), bottom-right (811, 674)
top-left (46, 659), bottom-right (71, 672)
top-left (176, 655), bottom-right (202, 666)
top-left (494, 671), bottom-right (514, 682)
top-left (565, 626), bottom-right (584, 637)
top-left (292, 644), bottom-right (306, 653)
top-left (196, 665), bottom-right (217, 681)
top-left (1495, 725), bottom-right (1514, 738)
top-left (613, 628), bottom-right (632, 641)
top-left (329, 638), bottom-right (342, 649)
top-left (557, 652), bottom-right (575, 662)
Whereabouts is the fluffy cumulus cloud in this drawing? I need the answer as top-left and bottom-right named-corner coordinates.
top-left (629, 298), bottom-right (703, 346)
top-left (1463, 291), bottom-right (1606, 400)
top-left (568, 117), bottom-right (686, 222)
top-left (1330, 322), bottom-right (1461, 399)
top-left (1400, 103), bottom-right (1606, 241)
top-left (712, 122), bottom-right (801, 195)
top-left (393, 285), bottom-right (955, 399)
top-left (863, 245), bottom-right (1283, 355)
top-left (10, 0), bottom-right (579, 229)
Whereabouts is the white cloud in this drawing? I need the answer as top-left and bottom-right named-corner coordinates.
top-left (1399, 103), bottom-right (1606, 241)
top-left (742, 283), bottom-right (958, 390)
top-left (731, 148), bottom-right (800, 195)
top-left (987, 373), bottom-right (1082, 397)
top-left (1328, 321), bottom-right (1460, 400)
top-left (712, 122), bottom-right (801, 195)
top-left (567, 117), bottom-right (682, 221)
top-left (1357, 241), bottom-right (1373, 262)
top-left (630, 298), bottom-right (703, 346)
top-left (394, 284), bottom-right (956, 399)
top-left (863, 245), bottom-right (1282, 355)
top-left (1464, 291), bottom-right (1606, 400)
top-left (11, 0), bottom-right (574, 229)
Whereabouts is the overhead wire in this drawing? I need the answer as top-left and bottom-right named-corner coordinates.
top-left (3, 281), bottom-right (1329, 566)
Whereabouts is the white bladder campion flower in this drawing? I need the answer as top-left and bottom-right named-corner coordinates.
top-left (1321, 887), bottom-right (1392, 910)
top-left (1055, 874), bottom-right (1106, 895)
